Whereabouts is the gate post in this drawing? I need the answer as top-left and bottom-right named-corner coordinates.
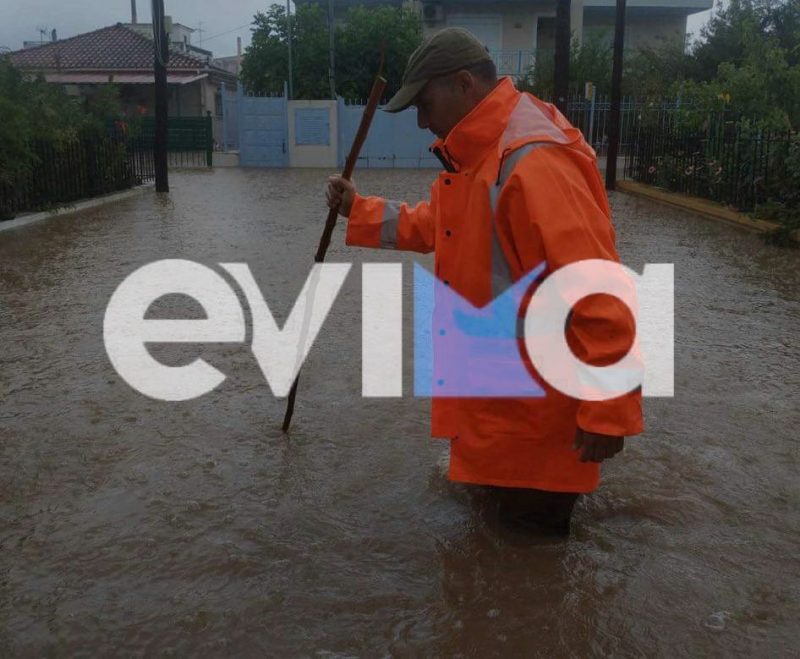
top-left (205, 111), bottom-right (213, 167)
top-left (221, 88), bottom-right (228, 152)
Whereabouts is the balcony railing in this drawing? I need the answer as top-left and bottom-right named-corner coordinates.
top-left (489, 50), bottom-right (537, 75)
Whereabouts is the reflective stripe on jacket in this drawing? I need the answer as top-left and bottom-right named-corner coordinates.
top-left (345, 77), bottom-right (643, 492)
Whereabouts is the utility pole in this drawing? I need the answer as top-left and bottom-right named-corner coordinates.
top-left (153, 0), bottom-right (169, 193)
top-left (286, 0), bottom-right (294, 99)
top-left (605, 0), bottom-right (626, 190)
top-left (328, 0), bottom-right (336, 100)
top-left (554, 0), bottom-right (571, 115)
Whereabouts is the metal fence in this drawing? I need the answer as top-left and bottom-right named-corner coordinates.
top-left (564, 96), bottom-right (674, 156)
top-left (491, 50), bottom-right (537, 76)
top-left (0, 115), bottom-right (213, 221)
top-left (625, 115), bottom-right (797, 212)
top-left (137, 115), bottom-right (214, 168)
top-left (337, 93), bottom-right (677, 161)
top-left (0, 129), bottom-right (142, 221)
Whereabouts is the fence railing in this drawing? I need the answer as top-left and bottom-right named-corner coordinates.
top-left (137, 115), bottom-right (214, 168)
top-left (490, 50), bottom-right (537, 75)
top-left (540, 95), bottom-right (682, 157)
top-left (565, 96), bottom-right (642, 156)
top-left (0, 129), bottom-right (143, 221)
top-left (625, 115), bottom-right (797, 212)
top-left (337, 93), bottom-right (675, 160)
top-left (0, 115), bottom-right (213, 221)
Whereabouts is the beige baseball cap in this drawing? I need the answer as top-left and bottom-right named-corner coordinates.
top-left (383, 27), bottom-right (494, 113)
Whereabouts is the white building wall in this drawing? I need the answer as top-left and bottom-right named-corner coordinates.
top-left (583, 10), bottom-right (686, 49)
top-left (420, 1), bottom-right (693, 53)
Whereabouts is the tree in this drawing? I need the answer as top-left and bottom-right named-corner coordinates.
top-left (520, 33), bottom-right (614, 99)
top-left (691, 0), bottom-right (765, 80)
top-left (334, 6), bottom-right (422, 101)
top-left (241, 4), bottom-right (422, 100)
top-left (766, 0), bottom-right (800, 67)
top-left (0, 60), bottom-right (34, 185)
top-left (0, 58), bottom-right (99, 181)
top-left (684, 0), bottom-right (800, 128)
top-left (623, 42), bottom-right (692, 98)
top-left (591, 0), bottom-right (800, 129)
top-left (240, 4), bottom-right (330, 98)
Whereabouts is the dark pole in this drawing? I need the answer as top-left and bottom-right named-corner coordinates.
top-left (605, 0), bottom-right (626, 190)
top-left (554, 0), bottom-right (571, 114)
top-left (286, 0), bottom-right (294, 99)
top-left (153, 0), bottom-right (169, 192)
top-left (328, 0), bottom-right (336, 100)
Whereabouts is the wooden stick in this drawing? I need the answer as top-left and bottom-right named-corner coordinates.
top-left (282, 73), bottom-right (387, 433)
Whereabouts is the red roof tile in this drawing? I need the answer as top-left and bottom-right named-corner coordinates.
top-left (6, 23), bottom-right (205, 71)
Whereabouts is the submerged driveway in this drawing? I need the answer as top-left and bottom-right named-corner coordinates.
top-left (1, 168), bottom-right (798, 655)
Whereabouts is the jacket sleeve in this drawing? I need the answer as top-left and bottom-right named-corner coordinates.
top-left (345, 180), bottom-right (439, 254)
top-left (500, 146), bottom-right (644, 438)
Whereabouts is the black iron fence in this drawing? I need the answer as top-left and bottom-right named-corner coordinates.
top-left (0, 115), bottom-right (213, 221)
top-left (0, 128), bottom-right (144, 221)
top-left (563, 96), bottom-right (680, 157)
top-left (625, 115), bottom-right (797, 213)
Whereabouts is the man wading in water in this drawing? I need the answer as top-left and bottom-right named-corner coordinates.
top-left (326, 28), bottom-right (643, 534)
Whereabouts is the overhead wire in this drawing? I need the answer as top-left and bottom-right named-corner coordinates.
top-left (201, 22), bottom-right (253, 45)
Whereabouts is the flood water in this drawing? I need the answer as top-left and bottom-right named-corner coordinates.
top-left (1, 168), bottom-right (798, 656)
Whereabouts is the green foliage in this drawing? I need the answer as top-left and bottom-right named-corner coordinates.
top-left (241, 5), bottom-right (328, 97)
top-left (518, 34), bottom-right (613, 99)
top-left (334, 6), bottom-right (422, 101)
top-left (691, 0), bottom-right (765, 80)
top-left (572, 33), bottom-right (614, 95)
top-left (670, 0), bottom-right (800, 130)
top-left (518, 0), bottom-right (800, 131)
top-left (683, 0), bottom-right (800, 129)
top-left (768, 0), bottom-right (800, 67)
top-left (241, 4), bottom-right (422, 99)
top-left (0, 60), bottom-right (34, 186)
top-left (755, 133), bottom-right (800, 236)
top-left (519, 33), bottom-right (693, 100)
top-left (238, 7), bottom-right (284, 95)
top-left (84, 84), bottom-right (125, 131)
top-left (0, 58), bottom-right (131, 220)
top-left (624, 42), bottom-right (693, 99)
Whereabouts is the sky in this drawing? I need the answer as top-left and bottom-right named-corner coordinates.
top-left (0, 0), bottom-right (716, 58)
top-left (0, 0), bottom-right (277, 57)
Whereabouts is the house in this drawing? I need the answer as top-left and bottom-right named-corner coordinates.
top-left (5, 22), bottom-right (237, 147)
top-left (296, 0), bottom-right (713, 75)
top-left (123, 20), bottom-right (217, 62)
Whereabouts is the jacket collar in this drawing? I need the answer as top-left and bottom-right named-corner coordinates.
top-left (430, 76), bottom-right (520, 171)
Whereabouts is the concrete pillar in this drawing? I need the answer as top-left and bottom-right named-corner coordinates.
top-left (571, 0), bottom-right (584, 45)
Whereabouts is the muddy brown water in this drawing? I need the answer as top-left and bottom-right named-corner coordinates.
top-left (1, 168), bottom-right (798, 656)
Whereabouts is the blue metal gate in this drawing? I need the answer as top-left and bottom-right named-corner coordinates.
top-left (337, 98), bottom-right (439, 169)
top-left (238, 87), bottom-right (288, 168)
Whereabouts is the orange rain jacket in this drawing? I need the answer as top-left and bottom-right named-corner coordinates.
top-left (345, 77), bottom-right (643, 492)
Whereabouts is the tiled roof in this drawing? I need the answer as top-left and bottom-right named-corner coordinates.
top-left (6, 23), bottom-right (205, 71)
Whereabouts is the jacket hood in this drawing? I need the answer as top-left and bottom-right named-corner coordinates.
top-left (431, 77), bottom-right (595, 170)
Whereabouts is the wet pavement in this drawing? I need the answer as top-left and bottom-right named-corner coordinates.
top-left (1, 168), bottom-right (798, 656)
